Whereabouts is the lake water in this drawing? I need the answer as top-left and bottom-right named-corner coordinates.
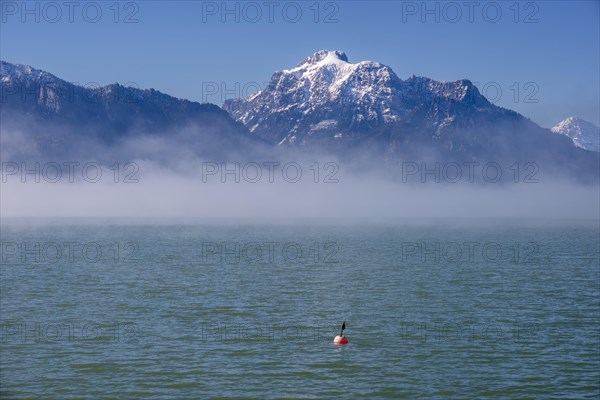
top-left (1, 219), bottom-right (598, 399)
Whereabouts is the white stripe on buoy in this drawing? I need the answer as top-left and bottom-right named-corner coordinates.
top-left (333, 335), bottom-right (348, 345)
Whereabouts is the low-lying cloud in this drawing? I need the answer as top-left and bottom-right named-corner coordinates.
top-left (2, 158), bottom-right (598, 220)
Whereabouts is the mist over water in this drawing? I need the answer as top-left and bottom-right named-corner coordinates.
top-left (2, 103), bottom-right (599, 221)
top-left (1, 156), bottom-right (599, 219)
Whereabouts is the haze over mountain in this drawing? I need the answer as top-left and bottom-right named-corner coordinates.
top-left (1, 54), bottom-right (598, 182)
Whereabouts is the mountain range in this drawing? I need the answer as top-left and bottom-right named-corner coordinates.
top-left (1, 52), bottom-right (598, 181)
top-left (0, 60), bottom-right (256, 163)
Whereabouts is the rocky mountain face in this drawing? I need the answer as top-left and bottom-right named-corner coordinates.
top-left (225, 50), bottom-right (489, 146)
top-left (0, 61), bottom-right (257, 163)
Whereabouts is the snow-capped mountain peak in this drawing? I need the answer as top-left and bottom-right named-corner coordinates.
top-left (551, 117), bottom-right (600, 152)
top-left (289, 50), bottom-right (349, 70)
top-left (224, 50), bottom-right (490, 145)
top-left (1, 61), bottom-right (63, 85)
top-left (275, 50), bottom-right (397, 108)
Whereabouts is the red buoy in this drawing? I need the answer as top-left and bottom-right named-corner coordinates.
top-left (333, 335), bottom-right (348, 345)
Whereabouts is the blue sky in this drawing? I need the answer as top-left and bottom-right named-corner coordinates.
top-left (1, 0), bottom-right (599, 127)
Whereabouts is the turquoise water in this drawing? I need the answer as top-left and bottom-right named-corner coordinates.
top-left (1, 219), bottom-right (599, 399)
